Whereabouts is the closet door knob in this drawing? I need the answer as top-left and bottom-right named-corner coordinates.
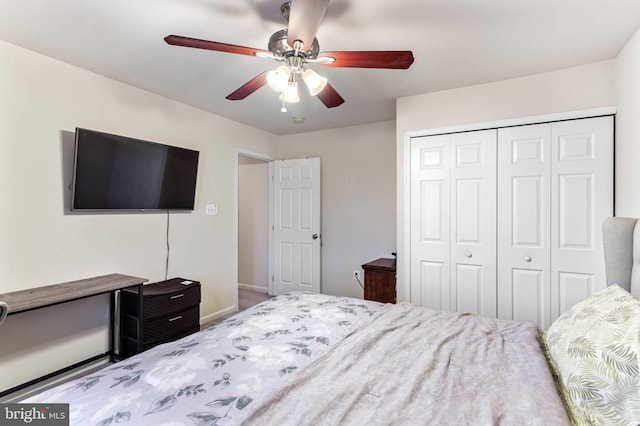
top-left (312, 234), bottom-right (319, 240)
top-left (524, 256), bottom-right (532, 262)
top-left (465, 251), bottom-right (472, 258)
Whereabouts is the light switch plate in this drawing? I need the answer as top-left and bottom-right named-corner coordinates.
top-left (205, 204), bottom-right (218, 216)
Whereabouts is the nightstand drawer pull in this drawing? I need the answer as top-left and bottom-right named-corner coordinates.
top-left (170, 294), bottom-right (184, 299)
top-left (168, 315), bottom-right (183, 322)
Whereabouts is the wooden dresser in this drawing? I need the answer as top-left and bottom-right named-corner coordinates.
top-left (362, 258), bottom-right (396, 303)
top-left (119, 278), bottom-right (201, 357)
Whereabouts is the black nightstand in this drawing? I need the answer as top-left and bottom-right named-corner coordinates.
top-left (119, 278), bottom-right (201, 357)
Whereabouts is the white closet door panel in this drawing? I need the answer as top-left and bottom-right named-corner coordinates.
top-left (511, 268), bottom-right (546, 325)
top-left (455, 264), bottom-right (483, 314)
top-left (512, 176), bottom-right (544, 247)
top-left (550, 116), bottom-right (613, 322)
top-left (451, 130), bottom-right (497, 316)
top-left (420, 180), bottom-right (446, 241)
top-left (419, 261), bottom-right (447, 310)
top-left (498, 124), bottom-right (551, 327)
top-left (410, 134), bottom-right (451, 309)
top-left (455, 179), bottom-right (481, 243)
top-left (558, 272), bottom-right (594, 313)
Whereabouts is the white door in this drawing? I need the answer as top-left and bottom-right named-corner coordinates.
top-left (497, 116), bottom-right (613, 328)
top-left (450, 130), bottom-right (497, 316)
top-left (497, 124), bottom-right (552, 327)
top-left (410, 134), bottom-right (451, 310)
top-left (271, 158), bottom-right (321, 295)
top-left (410, 130), bottom-right (497, 316)
top-left (550, 116), bottom-right (613, 323)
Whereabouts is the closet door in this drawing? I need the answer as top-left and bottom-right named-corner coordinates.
top-left (410, 134), bottom-right (451, 310)
top-left (410, 130), bottom-right (497, 316)
top-left (550, 116), bottom-right (613, 323)
top-left (498, 116), bottom-right (614, 328)
top-left (497, 124), bottom-right (552, 327)
top-left (450, 131), bottom-right (497, 316)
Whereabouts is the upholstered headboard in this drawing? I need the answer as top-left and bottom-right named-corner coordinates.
top-left (0, 301), bottom-right (7, 327)
top-left (602, 217), bottom-right (640, 298)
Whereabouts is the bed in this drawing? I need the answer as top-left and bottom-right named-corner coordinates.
top-left (22, 217), bottom-right (640, 425)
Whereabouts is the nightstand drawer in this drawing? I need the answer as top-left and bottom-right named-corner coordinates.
top-left (142, 285), bottom-right (200, 319)
top-left (122, 280), bottom-right (201, 320)
top-left (119, 278), bottom-right (202, 358)
top-left (144, 306), bottom-right (200, 343)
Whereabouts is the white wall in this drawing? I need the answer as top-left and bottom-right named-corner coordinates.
top-left (0, 40), bottom-right (277, 391)
top-left (396, 60), bottom-right (616, 303)
top-left (278, 121), bottom-right (397, 299)
top-left (238, 161), bottom-right (269, 290)
top-left (614, 27), bottom-right (640, 217)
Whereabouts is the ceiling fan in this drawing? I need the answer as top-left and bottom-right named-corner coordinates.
top-left (164, 0), bottom-right (414, 111)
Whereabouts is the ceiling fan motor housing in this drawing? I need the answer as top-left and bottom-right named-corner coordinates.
top-left (268, 29), bottom-right (320, 59)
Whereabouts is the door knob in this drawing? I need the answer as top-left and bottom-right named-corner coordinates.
top-left (312, 234), bottom-right (319, 240)
top-left (465, 251), bottom-right (472, 258)
top-left (524, 256), bottom-right (532, 262)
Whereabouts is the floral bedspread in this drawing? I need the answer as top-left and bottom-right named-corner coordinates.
top-left (24, 292), bottom-right (384, 425)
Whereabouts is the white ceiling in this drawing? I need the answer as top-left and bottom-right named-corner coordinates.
top-left (1, 0), bottom-right (639, 135)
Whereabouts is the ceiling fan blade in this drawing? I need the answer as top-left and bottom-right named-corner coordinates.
top-left (319, 51), bottom-right (415, 69)
top-left (164, 35), bottom-right (271, 57)
top-left (226, 71), bottom-right (270, 100)
top-left (316, 83), bottom-right (344, 108)
top-left (287, 0), bottom-right (330, 50)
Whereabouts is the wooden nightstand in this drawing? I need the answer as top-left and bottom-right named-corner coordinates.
top-left (119, 278), bottom-right (201, 357)
top-left (362, 258), bottom-right (396, 303)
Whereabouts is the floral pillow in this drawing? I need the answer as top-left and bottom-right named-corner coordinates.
top-left (545, 285), bottom-right (640, 426)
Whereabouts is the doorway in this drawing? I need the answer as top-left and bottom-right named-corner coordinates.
top-left (236, 151), bottom-right (272, 311)
top-left (234, 152), bottom-right (322, 311)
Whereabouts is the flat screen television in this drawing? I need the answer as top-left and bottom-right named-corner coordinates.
top-left (71, 128), bottom-right (199, 211)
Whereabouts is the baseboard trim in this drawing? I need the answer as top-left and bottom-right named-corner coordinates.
top-left (200, 305), bottom-right (237, 325)
top-left (238, 283), bottom-right (269, 294)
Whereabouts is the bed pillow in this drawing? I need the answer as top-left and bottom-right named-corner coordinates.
top-left (546, 285), bottom-right (640, 425)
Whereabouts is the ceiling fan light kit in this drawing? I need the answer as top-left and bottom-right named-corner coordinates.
top-left (302, 69), bottom-right (328, 96)
top-left (164, 0), bottom-right (414, 114)
top-left (266, 65), bottom-right (291, 92)
top-left (280, 81), bottom-right (301, 103)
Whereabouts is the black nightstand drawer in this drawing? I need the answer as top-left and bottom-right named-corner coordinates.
top-left (144, 306), bottom-right (200, 342)
top-left (119, 278), bottom-right (201, 358)
top-left (122, 279), bottom-right (200, 320)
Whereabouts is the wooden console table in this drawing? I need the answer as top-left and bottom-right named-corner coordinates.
top-left (1, 273), bottom-right (147, 314)
top-left (0, 273), bottom-right (147, 397)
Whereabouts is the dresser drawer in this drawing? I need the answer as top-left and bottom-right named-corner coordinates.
top-left (142, 285), bottom-right (200, 319)
top-left (122, 280), bottom-right (201, 320)
top-left (118, 278), bottom-right (201, 358)
top-left (144, 306), bottom-right (200, 343)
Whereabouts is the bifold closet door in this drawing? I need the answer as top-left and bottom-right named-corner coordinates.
top-left (410, 130), bottom-right (497, 316)
top-left (498, 116), bottom-right (613, 328)
top-left (497, 124), bottom-right (552, 327)
top-left (550, 117), bottom-right (613, 323)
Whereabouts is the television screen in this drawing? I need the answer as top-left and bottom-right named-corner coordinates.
top-left (71, 128), bottom-right (199, 211)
